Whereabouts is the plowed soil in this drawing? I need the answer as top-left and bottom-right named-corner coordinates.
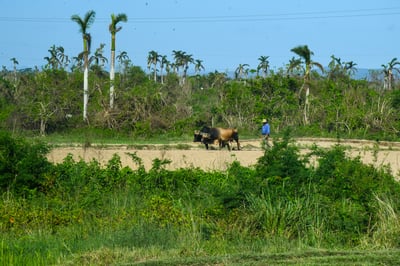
top-left (47, 138), bottom-right (400, 179)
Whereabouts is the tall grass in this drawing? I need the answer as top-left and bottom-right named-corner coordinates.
top-left (363, 195), bottom-right (400, 248)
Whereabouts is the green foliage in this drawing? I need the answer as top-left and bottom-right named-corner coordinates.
top-left (0, 131), bottom-right (51, 194)
top-left (1, 62), bottom-right (400, 140)
top-left (256, 129), bottom-right (310, 196)
top-left (2, 133), bottom-right (400, 264)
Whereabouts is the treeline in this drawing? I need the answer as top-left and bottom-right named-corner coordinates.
top-left (0, 60), bottom-right (400, 140)
top-left (1, 131), bottom-right (400, 264)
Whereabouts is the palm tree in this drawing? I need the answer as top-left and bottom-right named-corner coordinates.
top-left (44, 45), bottom-right (60, 70)
top-left (71, 53), bottom-right (84, 72)
top-left (89, 43), bottom-right (108, 67)
top-left (257, 56), bottom-right (269, 78)
top-left (194, 59), bottom-right (205, 75)
top-left (116, 51), bottom-right (129, 66)
top-left (327, 55), bottom-right (343, 79)
top-left (289, 45), bottom-right (324, 125)
top-left (159, 55), bottom-right (169, 84)
top-left (327, 55), bottom-right (357, 80)
top-left (10, 57), bottom-right (18, 87)
top-left (71, 10), bottom-right (96, 121)
top-left (173, 50), bottom-right (194, 85)
top-left (147, 50), bottom-right (160, 82)
top-left (344, 61), bottom-right (357, 77)
top-left (172, 50), bottom-right (185, 81)
top-left (109, 13), bottom-right (127, 109)
top-left (56, 46), bottom-right (70, 70)
top-left (89, 44), bottom-right (108, 78)
top-left (382, 58), bottom-right (400, 90)
top-left (182, 54), bottom-right (194, 85)
top-left (286, 57), bottom-right (303, 76)
top-left (235, 63), bottom-right (249, 81)
top-left (115, 51), bottom-right (130, 84)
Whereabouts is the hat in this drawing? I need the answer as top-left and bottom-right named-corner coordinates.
top-left (262, 119), bottom-right (267, 123)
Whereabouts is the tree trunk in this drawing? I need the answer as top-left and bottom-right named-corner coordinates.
top-left (304, 86), bottom-right (309, 125)
top-left (83, 66), bottom-right (89, 121)
top-left (110, 50), bottom-right (115, 109)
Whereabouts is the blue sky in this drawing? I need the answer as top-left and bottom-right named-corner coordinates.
top-left (1, 0), bottom-right (399, 73)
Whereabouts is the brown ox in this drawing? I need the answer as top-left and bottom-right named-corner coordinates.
top-left (193, 126), bottom-right (240, 151)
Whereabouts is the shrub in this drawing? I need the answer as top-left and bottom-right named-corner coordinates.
top-left (255, 130), bottom-right (310, 197)
top-left (0, 131), bottom-right (51, 195)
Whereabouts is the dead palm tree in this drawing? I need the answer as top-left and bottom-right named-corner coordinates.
top-left (71, 10), bottom-right (96, 121)
top-left (109, 13), bottom-right (127, 109)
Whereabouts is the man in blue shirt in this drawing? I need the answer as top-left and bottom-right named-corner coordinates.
top-left (261, 118), bottom-right (270, 147)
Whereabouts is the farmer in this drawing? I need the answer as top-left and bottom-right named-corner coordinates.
top-left (261, 118), bottom-right (270, 147)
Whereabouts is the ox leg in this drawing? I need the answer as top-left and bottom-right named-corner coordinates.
top-left (218, 140), bottom-right (224, 150)
top-left (221, 140), bottom-right (231, 151)
top-left (236, 140), bottom-right (241, 150)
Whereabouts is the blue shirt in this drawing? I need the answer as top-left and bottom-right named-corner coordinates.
top-left (262, 123), bottom-right (270, 135)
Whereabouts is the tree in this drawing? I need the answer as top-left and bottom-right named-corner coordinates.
top-left (159, 55), bottom-right (169, 84)
top-left (116, 51), bottom-right (129, 67)
top-left (115, 51), bottom-right (130, 84)
top-left (194, 59), bottom-right (205, 75)
top-left (109, 13), bottom-right (127, 109)
top-left (44, 45), bottom-right (60, 70)
top-left (8, 57), bottom-right (20, 97)
top-left (289, 45), bottom-right (324, 125)
top-left (257, 56), bottom-right (270, 78)
top-left (344, 61), bottom-right (357, 77)
top-left (172, 50), bottom-right (193, 85)
top-left (71, 10), bottom-right (96, 121)
top-left (89, 43), bottom-right (108, 78)
top-left (181, 53), bottom-right (193, 85)
top-left (89, 43), bottom-right (108, 67)
top-left (328, 55), bottom-right (357, 80)
top-left (286, 57), bottom-right (303, 77)
top-left (382, 58), bottom-right (400, 90)
top-left (235, 63), bottom-right (249, 81)
top-left (147, 50), bottom-right (159, 82)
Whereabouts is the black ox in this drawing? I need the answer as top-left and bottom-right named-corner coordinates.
top-left (193, 126), bottom-right (240, 151)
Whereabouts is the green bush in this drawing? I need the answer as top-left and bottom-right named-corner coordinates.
top-left (255, 130), bottom-right (310, 197)
top-left (0, 131), bottom-right (51, 195)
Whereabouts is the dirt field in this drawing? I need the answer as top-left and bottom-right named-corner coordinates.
top-left (47, 138), bottom-right (400, 179)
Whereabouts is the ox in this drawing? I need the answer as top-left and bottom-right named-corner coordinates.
top-left (193, 126), bottom-right (240, 151)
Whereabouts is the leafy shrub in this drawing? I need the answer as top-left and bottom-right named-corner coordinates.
top-left (0, 131), bottom-right (51, 195)
top-left (255, 130), bottom-right (310, 197)
top-left (311, 144), bottom-right (400, 241)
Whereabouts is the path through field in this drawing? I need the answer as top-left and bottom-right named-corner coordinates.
top-left (48, 138), bottom-right (400, 179)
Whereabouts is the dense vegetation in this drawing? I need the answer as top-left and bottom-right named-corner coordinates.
top-left (1, 131), bottom-right (400, 264)
top-left (1, 53), bottom-right (400, 141)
